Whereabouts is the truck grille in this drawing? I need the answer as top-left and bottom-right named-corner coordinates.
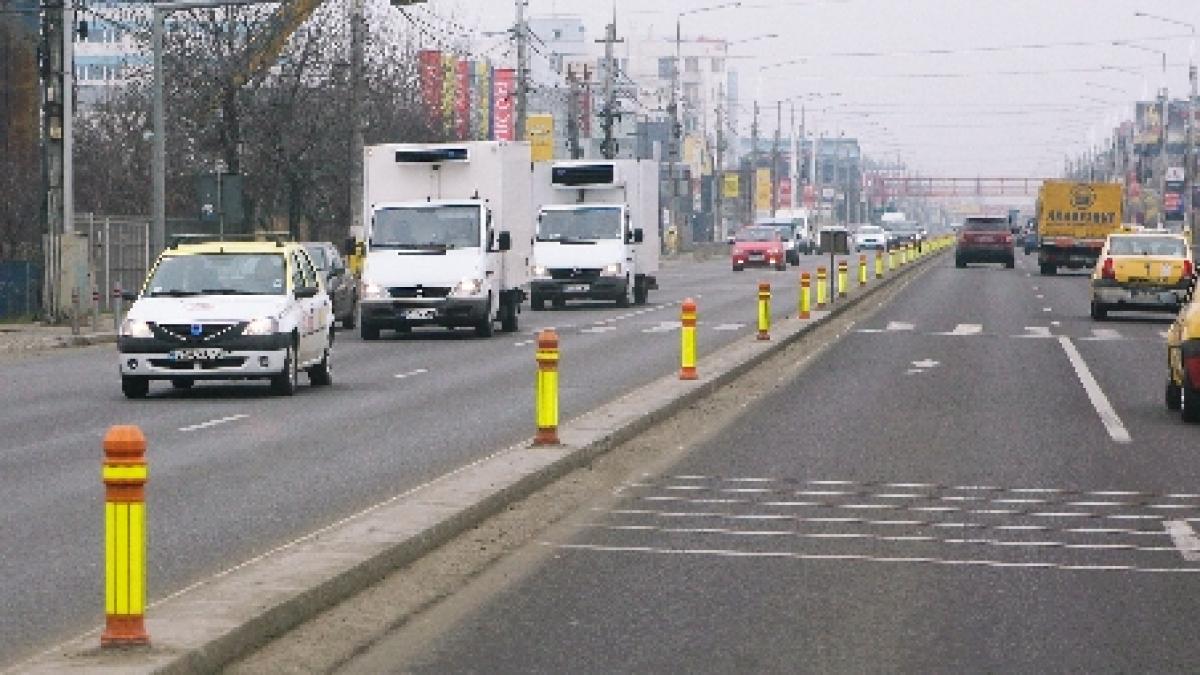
top-left (388, 286), bottom-right (451, 299)
top-left (153, 323), bottom-right (245, 344)
top-left (550, 268), bottom-right (602, 280)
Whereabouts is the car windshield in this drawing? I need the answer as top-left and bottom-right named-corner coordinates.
top-left (303, 245), bottom-right (328, 270)
top-left (736, 228), bottom-right (778, 242)
top-left (372, 205), bottom-right (481, 249)
top-left (539, 207), bottom-right (622, 241)
top-left (1109, 236), bottom-right (1187, 257)
top-left (963, 219), bottom-right (1008, 231)
top-left (145, 253), bottom-right (286, 296)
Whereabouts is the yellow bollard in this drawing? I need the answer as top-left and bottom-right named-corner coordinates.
top-left (680, 298), bottom-right (698, 380)
top-left (534, 329), bottom-right (560, 445)
top-left (875, 251), bottom-right (885, 279)
top-left (837, 261), bottom-right (848, 298)
top-left (816, 267), bottom-right (828, 308)
top-left (757, 282), bottom-right (771, 341)
top-left (102, 425), bottom-right (150, 648)
top-left (799, 272), bottom-right (811, 320)
top-left (858, 254), bottom-right (868, 286)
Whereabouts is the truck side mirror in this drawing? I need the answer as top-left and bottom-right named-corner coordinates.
top-left (498, 231), bottom-right (512, 251)
top-left (633, 228), bottom-right (644, 244)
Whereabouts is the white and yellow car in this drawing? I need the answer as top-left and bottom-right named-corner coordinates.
top-left (117, 241), bottom-right (334, 398)
top-left (1089, 233), bottom-right (1192, 320)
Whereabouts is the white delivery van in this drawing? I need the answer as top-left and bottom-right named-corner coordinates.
top-left (358, 142), bottom-right (534, 339)
top-left (529, 160), bottom-right (660, 308)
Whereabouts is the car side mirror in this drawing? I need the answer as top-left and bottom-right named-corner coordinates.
top-left (633, 228), bottom-right (644, 244)
top-left (296, 286), bottom-right (318, 299)
top-left (498, 231), bottom-right (512, 251)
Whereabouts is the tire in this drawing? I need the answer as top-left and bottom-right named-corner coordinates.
top-left (1167, 379), bottom-right (1182, 411)
top-left (955, 256), bottom-right (966, 269)
top-left (270, 342), bottom-right (299, 396)
top-left (633, 277), bottom-right (648, 305)
top-left (1005, 257), bottom-right (1015, 269)
top-left (775, 262), bottom-right (787, 272)
top-left (342, 300), bottom-right (357, 329)
top-left (552, 296), bottom-right (566, 309)
top-left (1184, 377), bottom-right (1200, 423)
top-left (121, 377), bottom-right (149, 399)
top-left (616, 280), bottom-right (631, 308)
top-left (732, 265), bottom-right (744, 272)
top-left (500, 299), bottom-right (519, 333)
top-left (1090, 301), bottom-right (1107, 321)
top-left (1039, 263), bottom-right (1056, 276)
top-left (531, 294), bottom-right (546, 311)
top-left (475, 299), bottom-right (495, 338)
top-left (170, 378), bottom-right (194, 390)
top-left (308, 345), bottom-right (333, 386)
top-left (359, 321), bottom-right (380, 341)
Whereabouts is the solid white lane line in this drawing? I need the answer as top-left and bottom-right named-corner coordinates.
top-left (394, 368), bottom-right (429, 380)
top-left (179, 413), bottom-right (249, 432)
top-left (1058, 336), bottom-right (1132, 444)
top-left (1165, 520), bottom-right (1200, 561)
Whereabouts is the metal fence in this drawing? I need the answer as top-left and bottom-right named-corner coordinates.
top-left (0, 261), bottom-right (41, 320)
top-left (75, 214), bottom-right (151, 311)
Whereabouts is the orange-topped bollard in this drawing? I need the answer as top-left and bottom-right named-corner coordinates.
top-left (101, 425), bottom-right (150, 648)
top-left (534, 329), bottom-right (560, 446)
top-left (799, 272), bottom-right (811, 320)
top-left (680, 298), bottom-right (698, 380)
top-left (757, 282), bottom-right (771, 341)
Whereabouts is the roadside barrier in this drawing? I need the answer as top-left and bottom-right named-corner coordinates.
top-left (71, 287), bottom-right (81, 336)
top-left (112, 284), bottom-right (124, 331)
top-left (889, 248), bottom-right (897, 271)
top-left (757, 282), bottom-right (771, 341)
top-left (680, 298), bottom-right (698, 380)
top-left (92, 286), bottom-right (101, 333)
top-left (875, 251), bottom-right (885, 279)
top-left (101, 425), bottom-right (150, 648)
top-left (534, 329), bottom-right (560, 446)
top-left (816, 267), bottom-right (828, 309)
top-left (799, 272), bottom-right (811, 320)
top-left (858, 255), bottom-right (868, 287)
top-left (838, 261), bottom-right (849, 298)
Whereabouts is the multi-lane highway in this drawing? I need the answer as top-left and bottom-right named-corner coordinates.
top-left (339, 251), bottom-right (1200, 673)
top-left (0, 253), bottom-right (867, 665)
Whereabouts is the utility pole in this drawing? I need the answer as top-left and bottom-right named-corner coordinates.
top-left (789, 100), bottom-right (796, 209)
top-left (349, 0), bottom-right (365, 243)
top-left (515, 0), bottom-right (528, 141)
top-left (566, 68), bottom-right (582, 159)
top-left (668, 17), bottom-right (681, 247)
top-left (714, 84), bottom-right (724, 239)
top-left (1160, 51), bottom-right (1169, 227)
top-left (770, 100), bottom-right (780, 217)
top-left (749, 100), bottom-right (759, 226)
top-left (596, 8), bottom-right (622, 159)
top-left (41, 0), bottom-right (71, 317)
top-left (1189, 61), bottom-right (1197, 254)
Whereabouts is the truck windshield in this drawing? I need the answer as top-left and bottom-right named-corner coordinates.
top-left (145, 253), bottom-right (286, 296)
top-left (539, 207), bottom-right (622, 241)
top-left (373, 205), bottom-right (481, 249)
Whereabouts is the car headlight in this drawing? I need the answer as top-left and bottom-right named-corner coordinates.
top-left (604, 263), bottom-right (622, 275)
top-left (532, 265), bottom-right (549, 278)
top-left (119, 319), bottom-right (152, 338)
top-left (362, 281), bottom-right (387, 300)
top-left (243, 316), bottom-right (279, 336)
top-left (452, 277), bottom-right (484, 296)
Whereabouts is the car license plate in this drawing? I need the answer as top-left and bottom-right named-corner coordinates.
top-left (749, 254), bottom-right (764, 261)
top-left (169, 348), bottom-right (224, 361)
top-left (403, 308), bottom-right (436, 320)
top-left (975, 236), bottom-right (995, 244)
top-left (565, 284), bottom-right (588, 293)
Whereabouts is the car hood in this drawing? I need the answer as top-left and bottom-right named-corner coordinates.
top-left (363, 248), bottom-right (483, 288)
top-left (127, 295), bottom-right (291, 323)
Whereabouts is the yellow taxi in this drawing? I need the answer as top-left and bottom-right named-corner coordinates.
top-left (1089, 233), bottom-right (1192, 321)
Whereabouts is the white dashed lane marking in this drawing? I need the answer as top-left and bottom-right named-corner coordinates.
top-left (179, 414), bottom-right (249, 433)
top-left (934, 323), bottom-right (983, 336)
top-left (394, 368), bottom-right (428, 380)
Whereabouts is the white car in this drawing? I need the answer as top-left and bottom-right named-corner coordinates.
top-left (117, 241), bottom-right (334, 398)
top-left (855, 226), bottom-right (888, 251)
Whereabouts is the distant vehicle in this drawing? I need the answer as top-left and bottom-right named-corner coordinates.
top-left (775, 208), bottom-right (815, 255)
top-left (1090, 233), bottom-right (1192, 320)
top-left (117, 241), bottom-right (334, 398)
top-left (883, 220), bottom-right (924, 250)
top-left (955, 216), bottom-right (1015, 268)
top-left (302, 242), bottom-right (357, 329)
top-left (1036, 180), bottom-right (1123, 275)
top-left (1165, 284), bottom-right (1200, 421)
top-left (755, 216), bottom-right (803, 264)
top-left (731, 227), bottom-right (786, 271)
top-left (854, 225), bottom-right (888, 251)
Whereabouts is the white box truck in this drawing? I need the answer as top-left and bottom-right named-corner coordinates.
top-left (358, 142), bottom-right (533, 339)
top-left (529, 160), bottom-right (660, 309)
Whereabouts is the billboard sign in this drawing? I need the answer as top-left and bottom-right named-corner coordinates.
top-left (492, 68), bottom-right (516, 141)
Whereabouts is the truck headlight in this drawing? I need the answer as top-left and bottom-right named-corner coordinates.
top-left (604, 263), bottom-right (622, 276)
top-left (452, 277), bottom-right (484, 296)
top-left (119, 318), bottom-right (152, 338)
top-left (243, 316), bottom-right (279, 336)
top-left (362, 281), bottom-right (387, 300)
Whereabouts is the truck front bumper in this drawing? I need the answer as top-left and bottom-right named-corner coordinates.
top-left (118, 334), bottom-right (291, 380)
top-left (531, 276), bottom-right (627, 300)
top-left (360, 297), bottom-right (489, 328)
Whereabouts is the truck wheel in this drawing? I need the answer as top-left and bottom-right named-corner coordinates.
top-left (360, 321), bottom-right (380, 341)
top-left (121, 377), bottom-right (149, 399)
top-left (342, 301), bottom-right (356, 329)
top-left (308, 345), bottom-right (333, 386)
top-left (500, 300), bottom-right (519, 333)
top-left (633, 277), bottom-right (648, 305)
top-left (552, 297), bottom-right (566, 309)
top-left (616, 281), bottom-right (631, 308)
top-left (1039, 263), bottom-right (1056, 276)
top-left (1167, 379), bottom-right (1182, 411)
top-left (531, 294), bottom-right (545, 311)
top-left (475, 299), bottom-right (495, 338)
top-left (1090, 302), bottom-right (1107, 321)
top-left (732, 265), bottom-right (743, 272)
top-left (269, 342), bottom-right (299, 396)
top-left (170, 378), bottom-right (194, 390)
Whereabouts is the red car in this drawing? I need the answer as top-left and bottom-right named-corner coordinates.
top-left (732, 227), bottom-right (786, 271)
top-left (955, 216), bottom-right (1015, 269)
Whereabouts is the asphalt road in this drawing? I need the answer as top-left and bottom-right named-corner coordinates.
top-left (0, 252), bottom-right (866, 665)
top-left (360, 250), bottom-right (1200, 673)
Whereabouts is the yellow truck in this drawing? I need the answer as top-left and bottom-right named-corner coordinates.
top-left (1036, 180), bottom-right (1123, 275)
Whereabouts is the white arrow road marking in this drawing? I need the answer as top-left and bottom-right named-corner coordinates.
top-left (1164, 520), bottom-right (1200, 561)
top-left (887, 321), bottom-right (915, 331)
top-left (1083, 328), bottom-right (1122, 342)
top-left (179, 414), bottom-right (249, 433)
top-left (394, 368), bottom-right (429, 379)
top-left (1015, 326), bottom-right (1054, 339)
top-left (935, 323), bottom-right (982, 336)
top-left (1058, 337), bottom-right (1131, 444)
top-left (711, 323), bottom-right (745, 331)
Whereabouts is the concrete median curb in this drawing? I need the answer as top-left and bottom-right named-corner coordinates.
top-left (13, 249), bottom-right (946, 674)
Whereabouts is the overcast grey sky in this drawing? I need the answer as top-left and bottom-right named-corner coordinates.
top-left (420, 0), bottom-right (1197, 178)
